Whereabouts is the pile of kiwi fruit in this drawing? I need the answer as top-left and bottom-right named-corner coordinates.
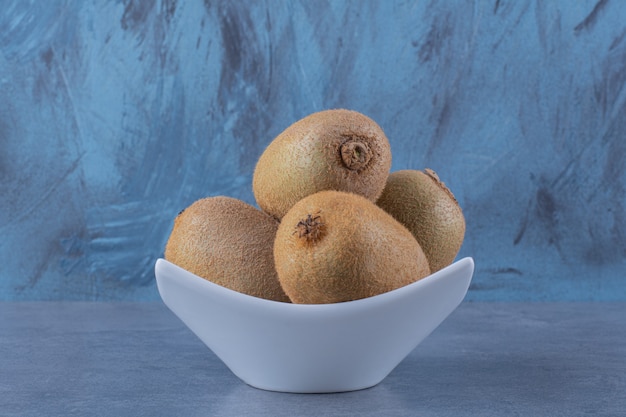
top-left (164, 109), bottom-right (465, 304)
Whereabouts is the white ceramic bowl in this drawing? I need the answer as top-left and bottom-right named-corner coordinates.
top-left (155, 256), bottom-right (474, 393)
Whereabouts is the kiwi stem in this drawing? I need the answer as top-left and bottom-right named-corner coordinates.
top-left (340, 140), bottom-right (371, 170)
top-left (424, 168), bottom-right (459, 205)
top-left (294, 214), bottom-right (324, 242)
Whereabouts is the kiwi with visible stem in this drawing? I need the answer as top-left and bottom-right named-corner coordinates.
top-left (253, 109), bottom-right (392, 220)
top-left (273, 190), bottom-right (431, 304)
top-left (164, 196), bottom-right (291, 303)
top-left (376, 169), bottom-right (466, 273)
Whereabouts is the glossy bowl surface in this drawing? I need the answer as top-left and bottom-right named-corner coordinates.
top-left (155, 257), bottom-right (474, 393)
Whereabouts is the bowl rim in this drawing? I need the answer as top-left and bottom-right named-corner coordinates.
top-left (155, 256), bottom-right (474, 312)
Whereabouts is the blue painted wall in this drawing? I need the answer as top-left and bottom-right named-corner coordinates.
top-left (1, 1), bottom-right (624, 301)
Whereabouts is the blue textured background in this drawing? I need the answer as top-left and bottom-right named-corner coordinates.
top-left (1, 1), bottom-right (624, 301)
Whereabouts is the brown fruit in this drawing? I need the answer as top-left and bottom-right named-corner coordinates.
top-left (273, 190), bottom-right (431, 304)
top-left (376, 169), bottom-right (466, 273)
top-left (253, 109), bottom-right (392, 220)
top-left (164, 196), bottom-right (290, 302)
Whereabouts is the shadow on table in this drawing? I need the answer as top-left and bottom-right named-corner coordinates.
top-left (210, 349), bottom-right (618, 416)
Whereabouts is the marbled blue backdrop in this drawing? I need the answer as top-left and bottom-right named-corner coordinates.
top-left (1, 1), bottom-right (624, 301)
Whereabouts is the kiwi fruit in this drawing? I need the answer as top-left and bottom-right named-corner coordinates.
top-left (164, 196), bottom-right (291, 303)
top-left (273, 190), bottom-right (431, 304)
top-left (376, 169), bottom-right (466, 273)
top-left (253, 109), bottom-right (392, 220)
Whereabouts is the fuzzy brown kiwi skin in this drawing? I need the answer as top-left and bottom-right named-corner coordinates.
top-left (164, 196), bottom-right (291, 303)
top-left (274, 190), bottom-right (431, 304)
top-left (376, 169), bottom-right (466, 273)
top-left (253, 109), bottom-right (392, 220)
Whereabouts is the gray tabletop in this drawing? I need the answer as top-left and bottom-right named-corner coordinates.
top-left (2, 302), bottom-right (625, 416)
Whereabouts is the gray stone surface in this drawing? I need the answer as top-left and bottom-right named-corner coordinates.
top-left (1, 302), bottom-right (625, 416)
